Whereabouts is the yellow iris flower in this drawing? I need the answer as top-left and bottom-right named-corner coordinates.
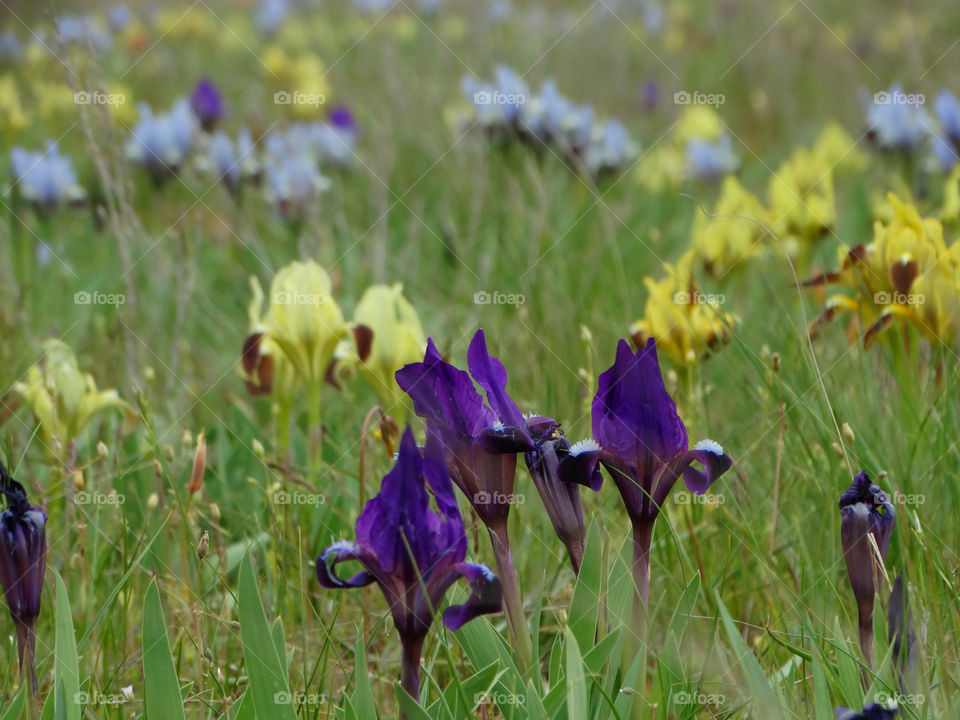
top-left (690, 176), bottom-right (768, 277)
top-left (264, 47), bottom-right (332, 119)
top-left (0, 74), bottom-right (27, 137)
top-left (348, 284), bottom-right (427, 421)
top-left (629, 251), bottom-right (739, 365)
top-left (14, 339), bottom-right (138, 457)
top-left (806, 193), bottom-right (960, 346)
top-left (767, 147), bottom-right (837, 258)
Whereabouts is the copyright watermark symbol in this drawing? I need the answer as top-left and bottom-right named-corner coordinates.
top-left (674, 90), bottom-right (725, 107)
top-left (475, 691), bottom-right (525, 706)
top-left (874, 691), bottom-right (925, 706)
top-left (873, 90), bottom-right (924, 107)
top-left (274, 91), bottom-right (326, 108)
top-left (274, 291), bottom-right (326, 307)
top-left (674, 492), bottom-right (725, 506)
top-left (75, 491), bottom-right (125, 506)
top-left (473, 290), bottom-right (525, 307)
top-left (273, 491), bottom-right (326, 506)
top-left (274, 691), bottom-right (326, 705)
top-left (673, 691), bottom-right (726, 705)
top-left (74, 91), bottom-right (125, 107)
top-left (74, 291), bottom-right (125, 307)
top-left (673, 291), bottom-right (725, 306)
top-left (874, 291), bottom-right (924, 305)
top-left (475, 491), bottom-right (525, 506)
top-left (75, 691), bottom-right (128, 706)
top-left (473, 90), bottom-right (526, 106)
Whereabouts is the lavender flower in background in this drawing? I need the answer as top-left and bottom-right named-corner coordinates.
top-left (0, 462), bottom-right (47, 696)
top-left (316, 428), bottom-right (501, 707)
top-left (190, 78), bottom-right (225, 132)
top-left (353, 0), bottom-right (395, 13)
top-left (10, 143), bottom-right (86, 212)
top-left (461, 67), bottom-right (638, 177)
top-left (0, 30), bottom-right (22, 63)
top-left (486, 0), bottom-right (513, 23)
top-left (107, 4), bottom-right (132, 32)
top-left (686, 135), bottom-right (739, 182)
top-left (263, 134), bottom-right (330, 217)
top-left (256, 0), bottom-right (293, 34)
top-left (197, 129), bottom-right (259, 195)
top-left (584, 118), bottom-right (639, 177)
top-left (933, 90), bottom-right (960, 170)
top-left (936, 91), bottom-right (960, 147)
top-left (932, 134), bottom-right (958, 172)
top-left (126, 98), bottom-right (197, 180)
top-left (55, 14), bottom-right (112, 52)
top-left (592, 338), bottom-right (732, 607)
top-left (396, 330), bottom-right (535, 669)
top-left (839, 472), bottom-right (895, 670)
top-left (524, 418), bottom-right (602, 574)
top-left (462, 65), bottom-right (530, 130)
top-left (863, 85), bottom-right (929, 152)
top-left (641, 79), bottom-right (660, 111)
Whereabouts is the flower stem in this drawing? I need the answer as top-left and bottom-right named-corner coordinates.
top-left (400, 634), bottom-right (424, 711)
top-left (857, 605), bottom-right (874, 687)
top-left (566, 537), bottom-right (585, 576)
top-left (14, 618), bottom-right (37, 699)
top-left (307, 384), bottom-right (323, 471)
top-left (631, 521), bottom-right (653, 611)
top-left (487, 522), bottom-right (532, 673)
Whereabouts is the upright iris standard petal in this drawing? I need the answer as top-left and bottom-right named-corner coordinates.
top-left (590, 337), bottom-right (732, 606)
top-left (0, 462), bottom-right (47, 695)
top-left (314, 427), bottom-right (500, 705)
top-left (592, 339), bottom-right (687, 466)
top-left (396, 338), bottom-right (495, 445)
top-left (395, 329), bottom-right (536, 668)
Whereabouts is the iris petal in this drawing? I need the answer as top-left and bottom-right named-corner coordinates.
top-left (441, 563), bottom-right (503, 631)
top-left (315, 541), bottom-right (377, 589)
top-left (680, 439), bottom-right (733, 495)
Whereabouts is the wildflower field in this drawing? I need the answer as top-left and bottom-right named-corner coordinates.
top-left (2, 0), bottom-right (960, 718)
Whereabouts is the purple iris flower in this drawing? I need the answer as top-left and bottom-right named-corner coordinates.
top-left (328, 105), bottom-right (359, 134)
top-left (316, 428), bottom-right (500, 704)
top-left (190, 78), bottom-right (224, 132)
top-left (396, 329), bottom-right (535, 668)
top-left (0, 462), bottom-right (47, 696)
top-left (836, 705), bottom-right (897, 720)
top-left (592, 338), bottom-right (732, 605)
top-left (839, 472), bottom-right (895, 669)
top-left (524, 417), bottom-right (602, 574)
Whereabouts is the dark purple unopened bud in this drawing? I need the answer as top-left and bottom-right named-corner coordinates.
top-left (524, 418), bottom-right (601, 574)
top-left (190, 78), bottom-right (224, 131)
top-left (0, 462), bottom-right (46, 694)
top-left (835, 705), bottom-right (898, 720)
top-left (839, 471), bottom-right (895, 669)
top-left (839, 472), bottom-right (895, 609)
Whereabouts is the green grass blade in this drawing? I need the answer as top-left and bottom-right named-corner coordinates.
top-left (238, 553), bottom-right (297, 720)
top-left (52, 569), bottom-right (80, 720)
top-left (564, 628), bottom-right (588, 720)
top-left (142, 578), bottom-right (186, 720)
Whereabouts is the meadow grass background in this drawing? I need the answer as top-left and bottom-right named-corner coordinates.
top-left (1, 0), bottom-right (959, 717)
